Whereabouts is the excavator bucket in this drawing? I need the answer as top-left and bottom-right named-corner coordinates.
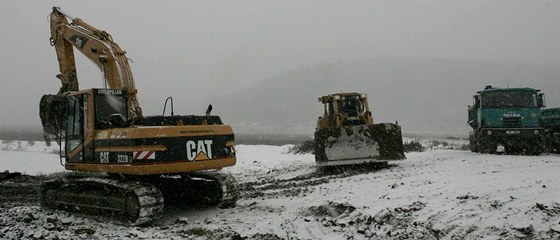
top-left (39, 94), bottom-right (66, 146)
top-left (314, 123), bottom-right (405, 166)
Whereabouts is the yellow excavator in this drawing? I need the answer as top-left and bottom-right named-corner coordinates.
top-left (39, 7), bottom-right (238, 225)
top-left (314, 93), bottom-right (405, 166)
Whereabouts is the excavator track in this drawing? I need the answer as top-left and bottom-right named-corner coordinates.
top-left (186, 171), bottom-right (239, 208)
top-left (38, 172), bottom-right (238, 225)
top-left (156, 171), bottom-right (239, 208)
top-left (39, 177), bottom-right (164, 225)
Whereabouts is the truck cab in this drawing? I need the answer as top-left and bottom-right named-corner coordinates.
top-left (468, 85), bottom-right (545, 154)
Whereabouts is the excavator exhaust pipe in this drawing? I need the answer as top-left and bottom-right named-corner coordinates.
top-left (39, 94), bottom-right (66, 146)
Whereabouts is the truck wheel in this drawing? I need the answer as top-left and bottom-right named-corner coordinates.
top-left (469, 134), bottom-right (478, 152)
top-left (552, 145), bottom-right (560, 153)
top-left (470, 141), bottom-right (478, 152)
top-left (528, 144), bottom-right (543, 156)
top-left (479, 142), bottom-right (497, 154)
top-left (505, 146), bottom-right (519, 154)
top-left (530, 151), bottom-right (542, 156)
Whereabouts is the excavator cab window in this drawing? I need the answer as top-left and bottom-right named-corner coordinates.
top-left (66, 95), bottom-right (84, 153)
top-left (94, 90), bottom-right (128, 129)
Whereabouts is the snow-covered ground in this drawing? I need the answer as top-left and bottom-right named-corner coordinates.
top-left (0, 140), bottom-right (62, 175)
top-left (0, 140), bottom-right (559, 239)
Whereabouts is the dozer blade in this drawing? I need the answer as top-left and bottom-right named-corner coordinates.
top-left (39, 94), bottom-right (66, 146)
top-left (314, 123), bottom-right (405, 166)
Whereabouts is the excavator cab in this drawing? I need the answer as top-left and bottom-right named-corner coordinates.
top-left (41, 89), bottom-right (129, 161)
top-left (40, 89), bottom-right (129, 146)
top-left (314, 93), bottom-right (405, 167)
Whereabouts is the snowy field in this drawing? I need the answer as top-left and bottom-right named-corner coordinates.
top-left (0, 139), bottom-right (559, 239)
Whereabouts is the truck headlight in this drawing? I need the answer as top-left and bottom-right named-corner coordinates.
top-left (534, 130), bottom-right (540, 135)
top-left (487, 130), bottom-right (492, 135)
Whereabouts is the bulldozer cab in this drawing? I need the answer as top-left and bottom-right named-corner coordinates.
top-left (318, 93), bottom-right (372, 129)
top-left (339, 95), bottom-right (363, 116)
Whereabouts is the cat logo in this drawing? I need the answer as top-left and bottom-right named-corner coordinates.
top-left (100, 152), bottom-right (109, 163)
top-left (70, 35), bottom-right (88, 49)
top-left (186, 140), bottom-right (213, 161)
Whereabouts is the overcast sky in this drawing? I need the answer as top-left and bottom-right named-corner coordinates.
top-left (1, 0), bottom-right (559, 129)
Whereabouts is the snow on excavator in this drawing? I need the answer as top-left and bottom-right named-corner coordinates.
top-left (39, 7), bottom-right (238, 225)
top-left (314, 93), bottom-right (405, 166)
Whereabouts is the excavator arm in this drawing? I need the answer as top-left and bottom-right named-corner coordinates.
top-left (49, 7), bottom-right (142, 117)
top-left (41, 7), bottom-right (142, 145)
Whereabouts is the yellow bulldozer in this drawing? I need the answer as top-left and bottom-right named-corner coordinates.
top-left (314, 93), bottom-right (405, 166)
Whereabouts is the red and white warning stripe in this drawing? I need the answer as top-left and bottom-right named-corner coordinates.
top-left (133, 151), bottom-right (155, 160)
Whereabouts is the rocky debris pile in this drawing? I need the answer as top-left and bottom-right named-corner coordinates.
top-left (533, 202), bottom-right (560, 217)
top-left (0, 174), bottom-right (41, 208)
top-left (531, 202), bottom-right (560, 237)
top-left (306, 201), bottom-right (356, 218)
top-left (0, 205), bottom-right (289, 240)
top-left (0, 206), bottom-right (89, 240)
top-left (0, 171), bottom-right (21, 181)
top-left (299, 200), bottom-right (560, 239)
top-left (302, 201), bottom-right (436, 239)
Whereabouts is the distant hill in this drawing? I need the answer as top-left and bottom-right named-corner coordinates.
top-left (0, 125), bottom-right (44, 141)
top-left (4, 58), bottom-right (558, 140)
top-left (212, 57), bottom-right (560, 136)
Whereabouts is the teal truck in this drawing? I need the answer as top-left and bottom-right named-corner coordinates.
top-left (468, 85), bottom-right (546, 154)
top-left (542, 107), bottom-right (560, 153)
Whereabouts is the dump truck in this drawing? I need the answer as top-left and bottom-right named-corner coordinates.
top-left (468, 85), bottom-right (545, 155)
top-left (39, 7), bottom-right (238, 225)
top-left (542, 107), bottom-right (560, 153)
top-left (314, 92), bottom-right (405, 166)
